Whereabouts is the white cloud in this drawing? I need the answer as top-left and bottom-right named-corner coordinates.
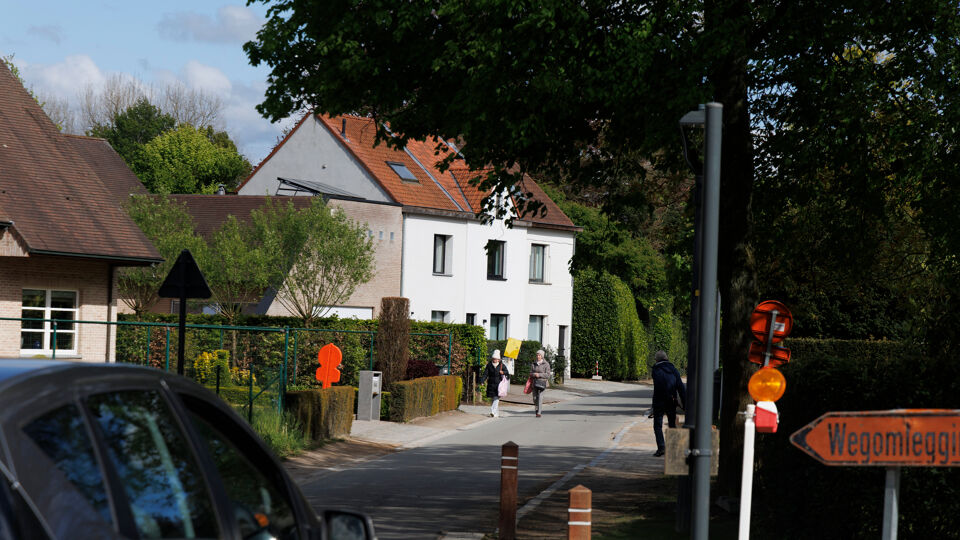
top-left (182, 60), bottom-right (232, 95)
top-left (27, 25), bottom-right (63, 46)
top-left (158, 6), bottom-right (261, 44)
top-left (19, 55), bottom-right (106, 101)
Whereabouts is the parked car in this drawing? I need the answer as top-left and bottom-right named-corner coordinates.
top-left (0, 360), bottom-right (376, 540)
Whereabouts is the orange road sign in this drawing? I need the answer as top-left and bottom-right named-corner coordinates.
top-left (790, 410), bottom-right (960, 467)
top-left (748, 340), bottom-right (791, 367)
top-left (750, 300), bottom-right (793, 343)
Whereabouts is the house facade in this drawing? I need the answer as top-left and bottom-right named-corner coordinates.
top-left (239, 114), bottom-right (579, 370)
top-left (0, 65), bottom-right (162, 361)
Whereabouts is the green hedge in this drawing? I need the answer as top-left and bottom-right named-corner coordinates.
top-left (571, 269), bottom-right (648, 380)
top-left (388, 375), bottom-right (463, 422)
top-left (284, 387), bottom-right (355, 441)
top-left (752, 338), bottom-right (960, 539)
top-left (647, 295), bottom-right (687, 374)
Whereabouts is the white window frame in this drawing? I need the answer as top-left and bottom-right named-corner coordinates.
top-left (529, 244), bottom-right (547, 283)
top-left (528, 315), bottom-right (545, 342)
top-left (20, 288), bottom-right (79, 356)
top-left (433, 234), bottom-right (453, 275)
top-left (489, 314), bottom-right (508, 340)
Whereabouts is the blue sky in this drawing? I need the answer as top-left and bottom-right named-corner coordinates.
top-left (1, 1), bottom-right (293, 164)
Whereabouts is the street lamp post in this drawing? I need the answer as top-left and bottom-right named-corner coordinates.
top-left (678, 103), bottom-right (723, 540)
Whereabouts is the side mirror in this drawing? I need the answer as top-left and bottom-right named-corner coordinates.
top-left (323, 509), bottom-right (377, 540)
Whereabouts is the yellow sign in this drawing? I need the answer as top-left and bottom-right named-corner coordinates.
top-left (503, 338), bottom-right (521, 359)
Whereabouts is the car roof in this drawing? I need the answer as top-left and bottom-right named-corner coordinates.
top-left (0, 360), bottom-right (185, 395)
top-left (0, 359), bottom-right (75, 383)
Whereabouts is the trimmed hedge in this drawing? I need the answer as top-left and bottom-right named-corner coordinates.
top-left (571, 269), bottom-right (648, 380)
top-left (752, 338), bottom-right (960, 539)
top-left (285, 387), bottom-right (355, 441)
top-left (388, 375), bottom-right (463, 422)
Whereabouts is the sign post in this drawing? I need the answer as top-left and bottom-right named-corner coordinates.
top-left (791, 409), bottom-right (960, 539)
top-left (158, 249), bottom-right (211, 376)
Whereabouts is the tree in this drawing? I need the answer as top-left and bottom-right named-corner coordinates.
top-left (252, 198), bottom-right (375, 326)
top-left (245, 0), bottom-right (960, 496)
top-left (133, 124), bottom-right (251, 194)
top-left (118, 196), bottom-right (207, 316)
top-left (80, 74), bottom-right (223, 133)
top-left (88, 98), bottom-right (176, 167)
top-left (201, 215), bottom-right (271, 322)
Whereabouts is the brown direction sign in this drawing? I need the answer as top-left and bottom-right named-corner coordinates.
top-left (790, 409), bottom-right (960, 467)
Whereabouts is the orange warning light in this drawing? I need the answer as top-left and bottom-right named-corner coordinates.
top-left (748, 367), bottom-right (786, 402)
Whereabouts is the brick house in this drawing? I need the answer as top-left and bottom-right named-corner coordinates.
top-left (0, 65), bottom-right (161, 361)
top-left (239, 113), bottom-right (579, 371)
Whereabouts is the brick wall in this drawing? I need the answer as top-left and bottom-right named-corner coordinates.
top-left (0, 255), bottom-right (118, 362)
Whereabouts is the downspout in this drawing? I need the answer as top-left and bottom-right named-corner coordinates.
top-left (106, 264), bottom-right (115, 363)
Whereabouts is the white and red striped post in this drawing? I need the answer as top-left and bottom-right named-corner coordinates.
top-left (568, 485), bottom-right (592, 539)
top-left (592, 360), bottom-right (602, 380)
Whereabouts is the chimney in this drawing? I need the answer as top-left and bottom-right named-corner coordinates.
top-left (216, 184), bottom-right (226, 195)
top-left (341, 118), bottom-right (348, 139)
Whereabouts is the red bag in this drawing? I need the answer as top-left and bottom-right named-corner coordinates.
top-left (523, 377), bottom-right (533, 394)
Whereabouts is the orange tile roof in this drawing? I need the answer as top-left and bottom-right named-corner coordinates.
top-left (245, 112), bottom-right (575, 229)
top-left (0, 64), bottom-right (160, 263)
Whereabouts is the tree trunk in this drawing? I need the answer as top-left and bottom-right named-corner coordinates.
top-left (706, 0), bottom-right (759, 498)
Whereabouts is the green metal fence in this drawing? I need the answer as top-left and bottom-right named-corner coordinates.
top-left (2, 316), bottom-right (454, 422)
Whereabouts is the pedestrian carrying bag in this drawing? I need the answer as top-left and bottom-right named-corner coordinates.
top-left (523, 376), bottom-right (533, 394)
top-left (498, 376), bottom-right (510, 398)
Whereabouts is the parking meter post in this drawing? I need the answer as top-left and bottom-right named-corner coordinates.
top-left (567, 485), bottom-right (592, 540)
top-left (499, 442), bottom-right (519, 540)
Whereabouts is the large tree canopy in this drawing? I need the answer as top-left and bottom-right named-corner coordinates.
top-left (245, 0), bottom-right (960, 495)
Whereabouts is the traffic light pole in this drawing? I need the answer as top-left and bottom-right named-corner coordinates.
top-left (691, 102), bottom-right (722, 540)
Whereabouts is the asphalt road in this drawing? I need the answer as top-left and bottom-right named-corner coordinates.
top-left (298, 382), bottom-right (652, 539)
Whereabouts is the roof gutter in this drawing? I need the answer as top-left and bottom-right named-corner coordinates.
top-left (29, 249), bottom-right (163, 266)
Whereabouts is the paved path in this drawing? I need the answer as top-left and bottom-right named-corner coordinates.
top-left (286, 379), bottom-right (662, 539)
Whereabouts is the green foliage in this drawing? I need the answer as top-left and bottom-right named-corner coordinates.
top-left (648, 295), bottom-right (687, 374)
top-left (252, 198), bottom-right (375, 325)
top-left (571, 269), bottom-right (648, 380)
top-left (753, 338), bottom-right (960, 539)
top-left (387, 375), bottom-right (462, 422)
top-left (201, 215), bottom-right (272, 322)
top-left (118, 195), bottom-right (207, 316)
top-left (285, 387), bottom-right (355, 440)
top-left (193, 349), bottom-right (231, 385)
top-left (88, 97), bottom-right (176, 168)
top-left (133, 123), bottom-right (250, 194)
top-left (249, 408), bottom-right (311, 458)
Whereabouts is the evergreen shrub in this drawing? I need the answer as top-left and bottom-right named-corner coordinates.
top-left (388, 375), bottom-right (463, 422)
top-left (285, 386), bottom-right (355, 441)
top-left (571, 269), bottom-right (648, 379)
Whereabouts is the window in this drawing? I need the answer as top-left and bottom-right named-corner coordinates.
top-left (23, 404), bottom-right (112, 527)
top-left (433, 234), bottom-right (452, 275)
top-left (466, 313), bottom-right (476, 325)
top-left (387, 161), bottom-right (418, 182)
top-left (87, 391), bottom-right (219, 539)
top-left (21, 289), bottom-right (78, 355)
top-left (528, 315), bottom-right (544, 342)
top-left (490, 314), bottom-right (508, 340)
top-left (183, 397), bottom-right (297, 540)
top-left (431, 310), bottom-right (449, 323)
top-left (529, 244), bottom-right (546, 282)
top-left (486, 241), bottom-right (505, 280)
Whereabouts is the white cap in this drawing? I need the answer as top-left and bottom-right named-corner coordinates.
top-left (491, 349), bottom-right (501, 359)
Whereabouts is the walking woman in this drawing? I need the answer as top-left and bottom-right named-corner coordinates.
top-left (529, 349), bottom-right (551, 417)
top-left (480, 349), bottom-right (510, 417)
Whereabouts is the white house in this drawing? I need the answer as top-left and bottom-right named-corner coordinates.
top-left (239, 114), bottom-right (579, 371)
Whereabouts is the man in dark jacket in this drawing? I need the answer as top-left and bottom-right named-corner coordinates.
top-left (651, 350), bottom-right (686, 457)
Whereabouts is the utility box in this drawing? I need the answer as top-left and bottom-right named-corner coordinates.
top-left (358, 371), bottom-right (382, 421)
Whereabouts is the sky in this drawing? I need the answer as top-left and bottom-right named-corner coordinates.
top-left (1, 1), bottom-right (294, 164)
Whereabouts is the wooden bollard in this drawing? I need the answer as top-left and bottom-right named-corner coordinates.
top-left (568, 485), bottom-right (592, 540)
top-left (499, 441), bottom-right (519, 540)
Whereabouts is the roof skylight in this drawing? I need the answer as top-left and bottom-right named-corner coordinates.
top-left (387, 162), bottom-right (418, 182)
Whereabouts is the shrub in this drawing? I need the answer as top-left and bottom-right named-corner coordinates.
top-left (406, 358), bottom-right (440, 379)
top-left (388, 375), bottom-right (462, 422)
top-left (250, 408), bottom-right (310, 458)
top-left (376, 297), bottom-right (410, 387)
top-left (193, 349), bottom-right (231, 385)
top-left (285, 387), bottom-right (355, 441)
top-left (572, 269), bottom-right (648, 380)
top-left (752, 338), bottom-right (960, 539)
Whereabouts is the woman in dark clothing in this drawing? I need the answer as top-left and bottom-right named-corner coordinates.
top-left (480, 349), bottom-right (510, 417)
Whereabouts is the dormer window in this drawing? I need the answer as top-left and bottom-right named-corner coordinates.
top-left (387, 162), bottom-right (418, 182)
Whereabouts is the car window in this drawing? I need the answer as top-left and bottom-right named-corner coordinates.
top-left (87, 391), bottom-right (219, 539)
top-left (181, 396), bottom-right (298, 540)
top-left (22, 404), bottom-right (112, 525)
